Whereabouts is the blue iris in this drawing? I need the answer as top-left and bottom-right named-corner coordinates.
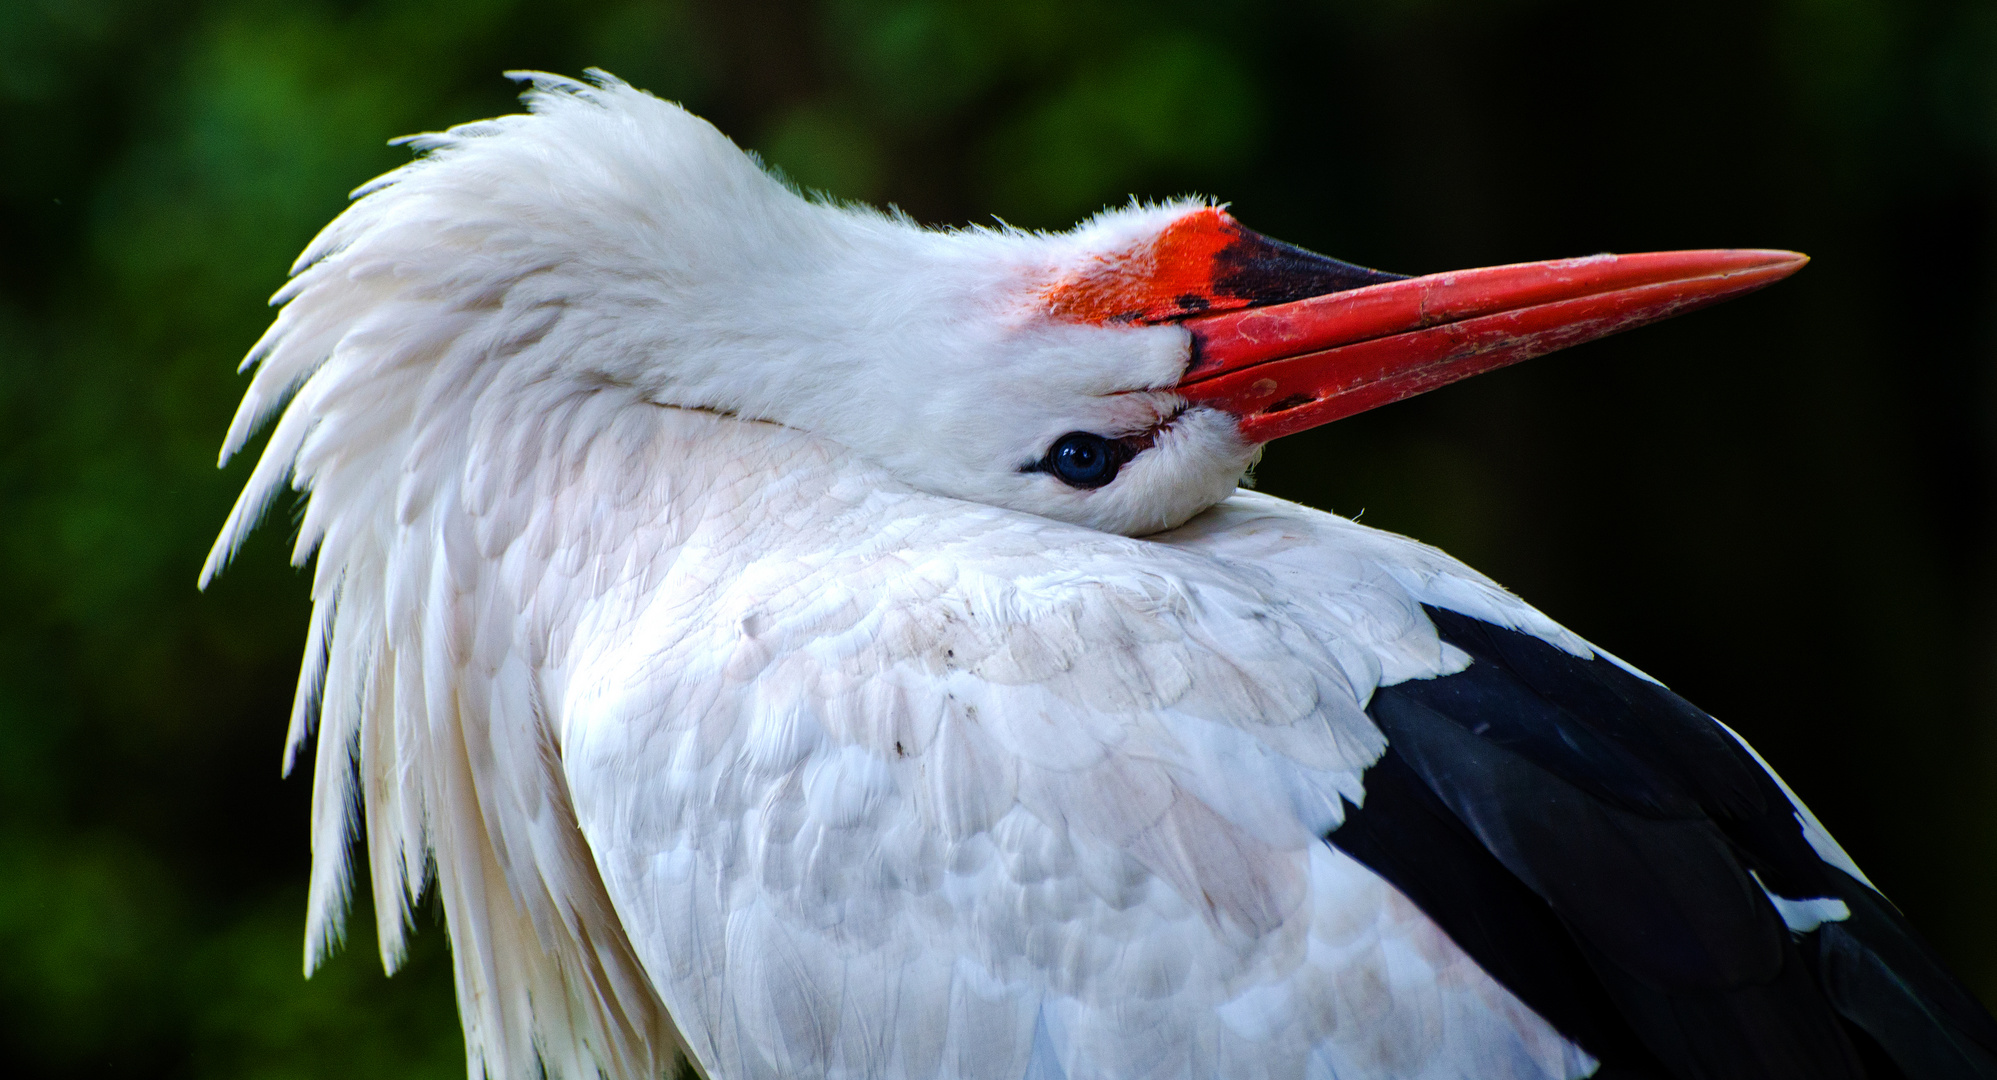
top-left (1049, 432), bottom-right (1119, 489)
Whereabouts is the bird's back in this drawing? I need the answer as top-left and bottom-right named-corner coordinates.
top-left (548, 409), bottom-right (1589, 1080)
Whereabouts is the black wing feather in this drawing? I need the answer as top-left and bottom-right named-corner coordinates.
top-left (1815, 884), bottom-right (1997, 1078)
top-left (1327, 746), bottom-right (1672, 1077)
top-left (1326, 605), bottom-right (1997, 1080)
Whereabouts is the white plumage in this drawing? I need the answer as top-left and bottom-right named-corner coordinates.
top-left (205, 73), bottom-right (1936, 1080)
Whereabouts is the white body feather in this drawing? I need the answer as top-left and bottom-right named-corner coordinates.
top-left (207, 75), bottom-right (1846, 1080)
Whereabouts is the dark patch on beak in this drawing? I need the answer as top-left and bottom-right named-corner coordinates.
top-left (1208, 228), bottom-right (1405, 310)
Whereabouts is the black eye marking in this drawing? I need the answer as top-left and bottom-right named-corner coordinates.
top-left (1022, 431), bottom-right (1139, 489)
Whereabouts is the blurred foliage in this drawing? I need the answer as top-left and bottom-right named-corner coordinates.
top-left (3, 0), bottom-right (1997, 1075)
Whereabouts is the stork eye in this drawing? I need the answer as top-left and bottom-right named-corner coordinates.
top-left (1046, 432), bottom-right (1121, 489)
top-left (1022, 430), bottom-right (1150, 489)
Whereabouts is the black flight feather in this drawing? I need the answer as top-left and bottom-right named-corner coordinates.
top-left (1327, 605), bottom-right (1997, 1080)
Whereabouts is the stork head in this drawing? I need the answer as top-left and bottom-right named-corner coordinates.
top-left (390, 77), bottom-right (1807, 537)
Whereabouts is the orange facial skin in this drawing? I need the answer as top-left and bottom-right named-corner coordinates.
top-left (1044, 208), bottom-right (1256, 325)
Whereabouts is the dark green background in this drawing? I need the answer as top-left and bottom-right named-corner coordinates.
top-left (4, 0), bottom-right (1995, 1074)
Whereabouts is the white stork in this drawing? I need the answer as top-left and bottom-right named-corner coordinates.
top-left (204, 73), bottom-right (1997, 1080)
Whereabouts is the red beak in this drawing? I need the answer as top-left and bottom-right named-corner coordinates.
top-left (1173, 249), bottom-right (1809, 443)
